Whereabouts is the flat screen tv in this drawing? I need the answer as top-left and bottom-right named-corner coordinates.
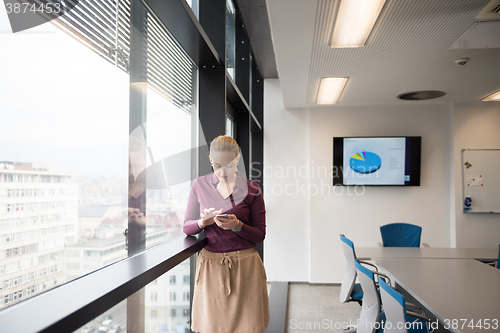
top-left (333, 137), bottom-right (421, 186)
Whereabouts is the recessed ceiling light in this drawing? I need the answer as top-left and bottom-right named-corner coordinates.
top-left (316, 78), bottom-right (348, 104)
top-left (330, 0), bottom-right (387, 48)
top-left (397, 91), bottom-right (446, 101)
top-left (482, 89), bottom-right (500, 101)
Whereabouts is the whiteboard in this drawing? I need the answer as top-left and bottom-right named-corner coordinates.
top-left (462, 149), bottom-right (500, 213)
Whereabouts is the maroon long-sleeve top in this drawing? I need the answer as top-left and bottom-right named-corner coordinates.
top-left (183, 172), bottom-right (266, 253)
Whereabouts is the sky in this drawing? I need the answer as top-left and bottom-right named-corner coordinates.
top-left (0, 6), bottom-right (193, 180)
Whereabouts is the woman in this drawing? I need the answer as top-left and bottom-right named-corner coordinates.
top-left (183, 135), bottom-right (269, 333)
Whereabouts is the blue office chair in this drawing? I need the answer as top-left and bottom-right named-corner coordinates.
top-left (352, 259), bottom-right (388, 333)
top-left (488, 244), bottom-right (500, 269)
top-left (378, 223), bottom-right (429, 247)
top-left (378, 277), bottom-right (431, 333)
top-left (497, 244), bottom-right (499, 269)
top-left (340, 234), bottom-right (379, 305)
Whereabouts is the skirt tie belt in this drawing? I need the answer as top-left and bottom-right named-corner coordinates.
top-left (220, 256), bottom-right (234, 296)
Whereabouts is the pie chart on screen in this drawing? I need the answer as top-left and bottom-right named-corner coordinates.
top-left (349, 152), bottom-right (382, 174)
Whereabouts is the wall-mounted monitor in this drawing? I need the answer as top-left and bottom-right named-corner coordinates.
top-left (333, 137), bottom-right (421, 186)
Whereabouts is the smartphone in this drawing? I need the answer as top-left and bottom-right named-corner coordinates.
top-left (216, 214), bottom-right (229, 218)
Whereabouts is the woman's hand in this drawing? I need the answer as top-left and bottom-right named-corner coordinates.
top-left (198, 208), bottom-right (224, 228)
top-left (214, 214), bottom-right (240, 230)
top-left (128, 207), bottom-right (146, 225)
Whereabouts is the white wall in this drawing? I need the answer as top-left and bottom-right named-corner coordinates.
top-left (264, 79), bottom-right (457, 283)
top-left (453, 102), bottom-right (500, 248)
top-left (308, 104), bottom-right (453, 283)
top-left (263, 79), bottom-right (311, 282)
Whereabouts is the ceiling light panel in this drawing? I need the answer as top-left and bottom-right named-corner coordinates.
top-left (316, 77), bottom-right (348, 104)
top-left (331, 0), bottom-right (387, 48)
top-left (482, 89), bottom-right (500, 101)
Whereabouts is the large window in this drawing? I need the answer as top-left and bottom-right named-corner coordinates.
top-left (0, 14), bottom-right (129, 308)
top-left (0, 0), bottom-right (265, 331)
top-left (0, 0), bottom-right (197, 310)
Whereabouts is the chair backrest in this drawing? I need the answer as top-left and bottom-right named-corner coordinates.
top-left (380, 223), bottom-right (422, 247)
top-left (497, 244), bottom-right (500, 269)
top-left (379, 277), bottom-right (408, 333)
top-left (340, 234), bottom-right (358, 303)
top-left (355, 260), bottom-right (380, 333)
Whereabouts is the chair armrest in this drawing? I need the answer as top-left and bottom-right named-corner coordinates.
top-left (406, 310), bottom-right (431, 322)
top-left (357, 262), bottom-right (391, 285)
top-left (405, 302), bottom-right (426, 314)
top-left (373, 271), bottom-right (391, 285)
top-left (422, 242), bottom-right (430, 248)
top-left (358, 260), bottom-right (379, 272)
top-left (377, 242), bottom-right (383, 247)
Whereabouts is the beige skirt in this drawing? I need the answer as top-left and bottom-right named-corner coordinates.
top-left (191, 247), bottom-right (270, 333)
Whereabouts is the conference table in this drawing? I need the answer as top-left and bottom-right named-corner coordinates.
top-left (357, 248), bottom-right (500, 333)
top-left (356, 247), bottom-right (498, 261)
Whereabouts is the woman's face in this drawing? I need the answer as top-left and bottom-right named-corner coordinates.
top-left (210, 150), bottom-right (240, 182)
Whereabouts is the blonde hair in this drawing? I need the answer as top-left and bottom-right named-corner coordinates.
top-left (210, 135), bottom-right (240, 158)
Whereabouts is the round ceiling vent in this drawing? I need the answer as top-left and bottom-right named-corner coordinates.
top-left (397, 91), bottom-right (446, 101)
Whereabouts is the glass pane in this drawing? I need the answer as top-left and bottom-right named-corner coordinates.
top-left (126, 2), bottom-right (198, 250)
top-left (71, 257), bottom-right (191, 333)
top-left (0, 15), bottom-right (129, 309)
top-left (72, 299), bottom-right (127, 333)
top-left (144, 85), bottom-right (197, 249)
top-left (226, 0), bottom-right (236, 80)
top-left (145, 259), bottom-right (191, 333)
top-left (185, 0), bottom-right (199, 19)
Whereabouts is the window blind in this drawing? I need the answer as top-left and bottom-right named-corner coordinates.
top-left (147, 10), bottom-right (194, 113)
top-left (33, 0), bottom-right (194, 113)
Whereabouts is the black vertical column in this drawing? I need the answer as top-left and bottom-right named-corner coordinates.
top-left (251, 60), bottom-right (264, 261)
top-left (198, 0), bottom-right (226, 177)
top-left (128, 0), bottom-right (148, 256)
top-left (251, 60), bottom-right (264, 185)
top-left (235, 13), bottom-right (250, 102)
top-left (127, 0), bottom-right (147, 332)
top-left (235, 110), bottom-right (250, 177)
top-left (234, 11), bottom-right (251, 178)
